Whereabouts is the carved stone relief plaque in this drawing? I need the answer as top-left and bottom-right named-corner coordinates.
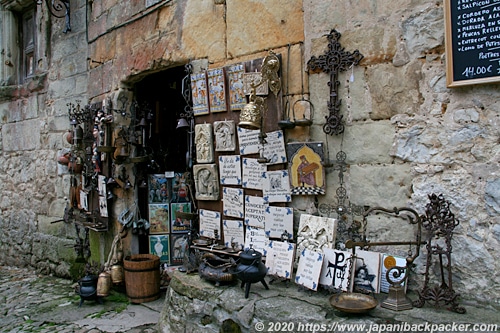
top-left (214, 120), bottom-right (236, 152)
top-left (195, 123), bottom-right (214, 163)
top-left (193, 164), bottom-right (219, 201)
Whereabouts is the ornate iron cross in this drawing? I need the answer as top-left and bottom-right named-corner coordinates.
top-left (307, 29), bottom-right (363, 135)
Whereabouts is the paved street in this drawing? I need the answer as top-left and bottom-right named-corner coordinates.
top-left (0, 265), bottom-right (164, 333)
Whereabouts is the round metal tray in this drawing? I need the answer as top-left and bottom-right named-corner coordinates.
top-left (329, 293), bottom-right (378, 314)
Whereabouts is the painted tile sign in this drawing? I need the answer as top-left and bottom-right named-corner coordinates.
top-left (265, 206), bottom-right (293, 240)
top-left (237, 128), bottom-right (260, 155)
top-left (244, 195), bottom-right (267, 228)
top-left (242, 158), bottom-right (266, 189)
top-left (223, 187), bottom-right (244, 218)
top-left (207, 68), bottom-right (227, 113)
top-left (262, 170), bottom-right (291, 203)
top-left (295, 249), bottom-right (324, 291)
top-left (266, 240), bottom-right (295, 279)
top-left (199, 209), bottom-right (221, 239)
top-left (219, 155), bottom-right (242, 185)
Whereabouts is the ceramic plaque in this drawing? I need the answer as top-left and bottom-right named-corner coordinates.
top-left (244, 195), bottom-right (267, 228)
top-left (226, 63), bottom-right (246, 111)
top-left (244, 225), bottom-right (268, 255)
top-left (295, 249), bottom-right (324, 291)
top-left (287, 142), bottom-right (325, 195)
top-left (219, 155), bottom-right (242, 185)
top-left (262, 130), bottom-right (287, 165)
top-left (223, 187), bottom-right (244, 218)
top-left (352, 250), bottom-right (381, 293)
top-left (266, 240), bottom-right (295, 280)
top-left (214, 120), bottom-right (236, 152)
top-left (193, 164), bottom-right (219, 201)
top-left (191, 71), bottom-right (210, 116)
top-left (199, 209), bottom-right (221, 239)
top-left (149, 204), bottom-right (170, 234)
top-left (207, 67), bottom-right (227, 113)
top-left (262, 170), bottom-right (291, 203)
top-left (265, 206), bottom-right (293, 240)
top-left (319, 248), bottom-right (354, 291)
top-left (195, 124), bottom-right (214, 163)
top-left (171, 172), bottom-right (190, 203)
top-left (296, 213), bottom-right (337, 253)
top-left (379, 253), bottom-right (407, 293)
top-left (171, 202), bottom-right (191, 233)
top-left (222, 219), bottom-right (245, 249)
top-left (237, 127), bottom-right (260, 155)
top-left (242, 157), bottom-right (266, 189)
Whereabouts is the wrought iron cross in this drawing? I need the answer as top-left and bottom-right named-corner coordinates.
top-left (307, 29), bottom-right (363, 135)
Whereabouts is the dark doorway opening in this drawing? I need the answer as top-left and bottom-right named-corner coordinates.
top-left (133, 65), bottom-right (190, 254)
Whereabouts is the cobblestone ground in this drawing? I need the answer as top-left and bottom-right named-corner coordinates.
top-left (0, 266), bottom-right (163, 333)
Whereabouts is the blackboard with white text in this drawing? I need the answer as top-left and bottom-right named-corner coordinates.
top-left (445, 0), bottom-right (500, 87)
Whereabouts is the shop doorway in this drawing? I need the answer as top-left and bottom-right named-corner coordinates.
top-left (133, 66), bottom-right (190, 254)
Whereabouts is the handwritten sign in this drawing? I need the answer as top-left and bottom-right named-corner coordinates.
top-left (219, 155), bottom-right (242, 185)
top-left (244, 225), bottom-right (268, 255)
top-left (266, 241), bottom-right (295, 279)
top-left (444, 0), bottom-right (500, 86)
top-left (244, 195), bottom-right (267, 228)
top-left (237, 127), bottom-right (260, 155)
top-left (265, 206), bottom-right (293, 239)
top-left (295, 249), bottom-right (324, 291)
top-left (199, 209), bottom-right (221, 239)
top-left (242, 158), bottom-right (266, 189)
top-left (222, 219), bottom-right (245, 249)
top-left (223, 187), bottom-right (244, 218)
top-left (262, 170), bottom-right (292, 203)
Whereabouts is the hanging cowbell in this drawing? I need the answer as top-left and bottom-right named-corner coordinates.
top-left (114, 134), bottom-right (129, 159)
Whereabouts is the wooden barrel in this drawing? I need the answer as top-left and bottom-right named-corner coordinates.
top-left (124, 254), bottom-right (161, 303)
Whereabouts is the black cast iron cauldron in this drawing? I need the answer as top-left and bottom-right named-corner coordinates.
top-left (233, 248), bottom-right (269, 298)
top-left (77, 275), bottom-right (101, 307)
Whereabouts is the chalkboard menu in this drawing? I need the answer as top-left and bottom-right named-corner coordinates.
top-left (445, 0), bottom-right (500, 87)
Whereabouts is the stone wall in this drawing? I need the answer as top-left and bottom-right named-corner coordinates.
top-left (0, 0), bottom-right (498, 305)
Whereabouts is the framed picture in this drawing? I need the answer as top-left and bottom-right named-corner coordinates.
top-left (226, 63), bottom-right (246, 111)
top-left (170, 233), bottom-right (189, 266)
top-left (171, 172), bottom-right (190, 203)
top-left (171, 202), bottom-right (192, 233)
top-left (149, 234), bottom-right (170, 264)
top-left (149, 174), bottom-right (170, 204)
top-left (191, 71), bottom-right (210, 116)
top-left (207, 67), bottom-right (227, 113)
top-left (148, 203), bottom-right (170, 234)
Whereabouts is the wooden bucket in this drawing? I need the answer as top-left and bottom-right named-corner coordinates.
top-left (124, 254), bottom-right (161, 303)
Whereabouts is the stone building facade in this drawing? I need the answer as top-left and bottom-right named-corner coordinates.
top-left (0, 0), bottom-right (499, 307)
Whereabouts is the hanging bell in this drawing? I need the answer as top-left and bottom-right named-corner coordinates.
top-left (293, 98), bottom-right (314, 127)
top-left (176, 118), bottom-right (189, 130)
top-left (238, 100), bottom-right (261, 130)
top-left (114, 136), bottom-right (129, 158)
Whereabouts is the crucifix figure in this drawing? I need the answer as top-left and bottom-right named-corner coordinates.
top-left (307, 29), bottom-right (363, 135)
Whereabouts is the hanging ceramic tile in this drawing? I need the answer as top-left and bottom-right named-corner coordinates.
top-left (287, 142), bottom-right (326, 195)
top-left (222, 219), bottom-right (245, 250)
top-left (262, 170), bottom-right (291, 203)
top-left (222, 187), bottom-right (244, 218)
top-left (226, 63), bottom-right (246, 111)
top-left (218, 155), bottom-right (242, 185)
top-left (170, 233), bottom-right (189, 266)
top-left (295, 249), bottom-right (324, 291)
top-left (193, 164), bottom-right (219, 201)
top-left (265, 240), bottom-right (295, 280)
top-left (207, 67), bottom-right (227, 113)
top-left (319, 248), bottom-right (354, 291)
top-left (264, 206), bottom-right (293, 240)
top-left (199, 209), bottom-right (221, 239)
top-left (237, 127), bottom-right (260, 155)
top-left (195, 124), bottom-right (214, 163)
top-left (244, 195), bottom-right (267, 228)
top-left (214, 120), bottom-right (236, 152)
top-left (262, 130), bottom-right (287, 165)
top-left (149, 234), bottom-right (170, 264)
top-left (190, 71), bottom-right (210, 116)
top-left (242, 157), bottom-right (266, 189)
